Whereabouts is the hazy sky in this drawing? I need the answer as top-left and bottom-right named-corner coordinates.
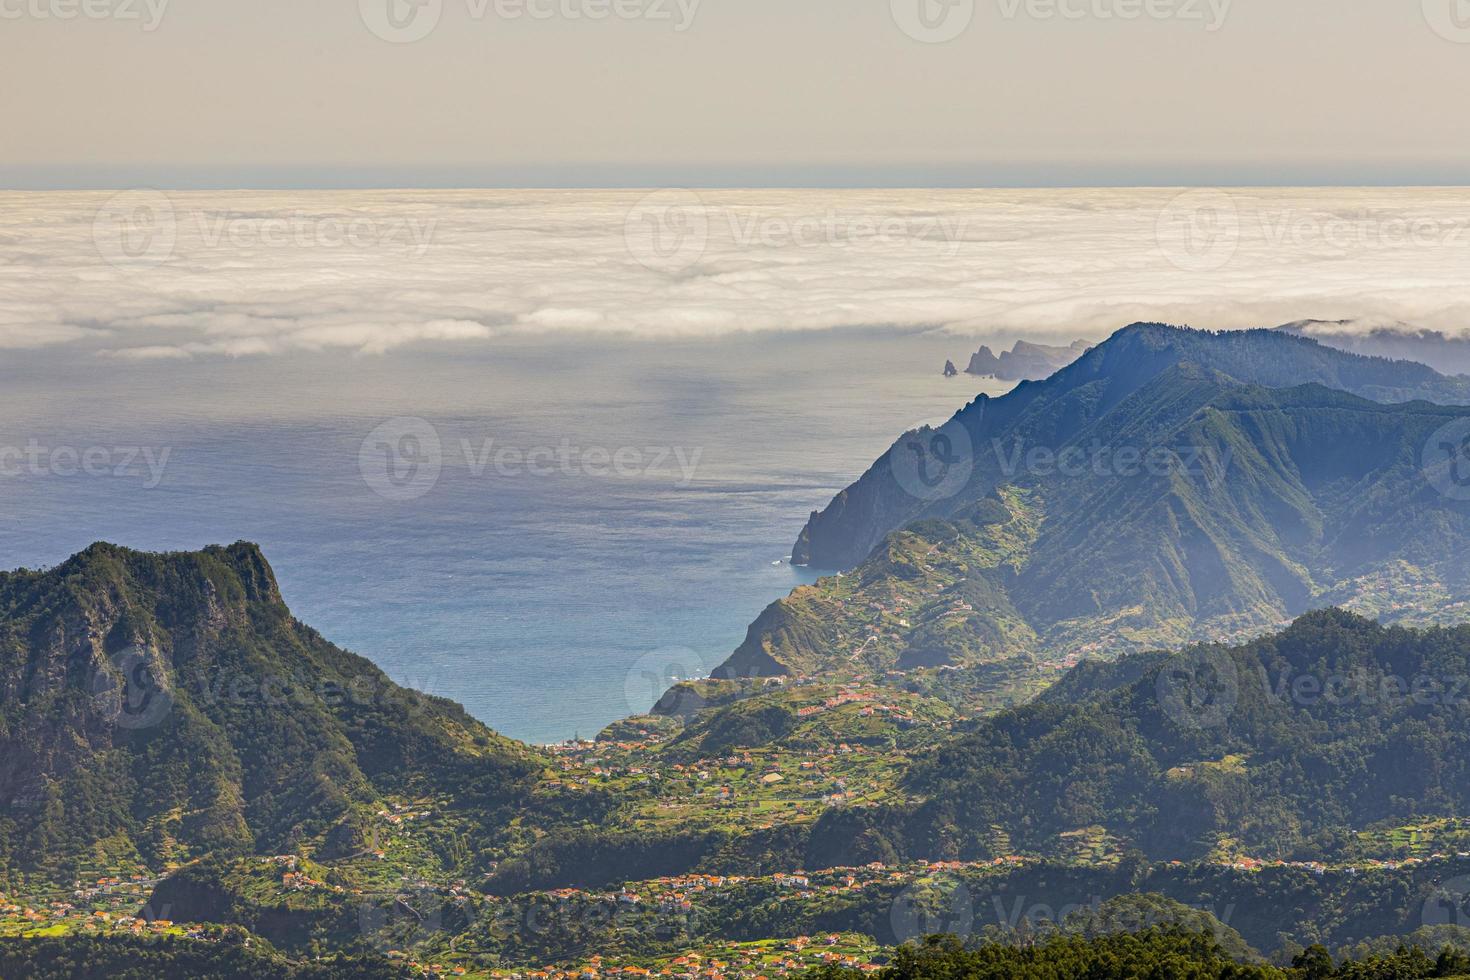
top-left (2, 0), bottom-right (1469, 187)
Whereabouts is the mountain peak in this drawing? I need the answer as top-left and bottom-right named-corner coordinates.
top-left (49, 540), bottom-right (285, 612)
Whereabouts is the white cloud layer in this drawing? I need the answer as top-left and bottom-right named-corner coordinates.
top-left (2, 188), bottom-right (1469, 360)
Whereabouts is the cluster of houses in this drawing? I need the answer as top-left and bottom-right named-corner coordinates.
top-left (0, 892), bottom-right (206, 941)
top-left (259, 853), bottom-right (342, 894)
top-left (381, 803), bottom-right (436, 825)
top-left (794, 688), bottom-right (882, 718)
top-left (1205, 851), bottom-right (1470, 875)
top-left (71, 873), bottom-right (159, 901)
top-left (498, 858), bottom-right (1036, 925)
top-left (384, 951), bottom-right (473, 977)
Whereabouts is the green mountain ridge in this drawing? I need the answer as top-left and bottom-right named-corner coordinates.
top-left (9, 554), bottom-right (1470, 969)
top-left (877, 609), bottom-right (1470, 864)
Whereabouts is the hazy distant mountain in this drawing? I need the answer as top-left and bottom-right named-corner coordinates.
top-left (963, 339), bottom-right (1093, 381)
top-left (704, 325), bottom-right (1470, 678)
top-left (797, 324), bottom-right (1470, 571)
top-left (1278, 319), bottom-right (1470, 377)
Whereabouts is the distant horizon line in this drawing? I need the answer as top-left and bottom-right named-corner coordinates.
top-left (7, 183), bottom-right (1470, 193)
top-left (6, 163), bottom-right (1470, 193)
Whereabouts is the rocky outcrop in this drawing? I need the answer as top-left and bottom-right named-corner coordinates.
top-left (965, 338), bottom-right (1092, 381)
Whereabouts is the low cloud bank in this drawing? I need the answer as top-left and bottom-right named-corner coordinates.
top-left (2, 188), bottom-right (1467, 360)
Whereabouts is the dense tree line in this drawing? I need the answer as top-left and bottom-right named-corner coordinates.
top-left (807, 931), bottom-right (1470, 980)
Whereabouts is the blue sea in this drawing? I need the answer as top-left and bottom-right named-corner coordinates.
top-left (0, 329), bottom-right (1013, 743)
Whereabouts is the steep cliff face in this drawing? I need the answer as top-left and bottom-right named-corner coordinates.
top-left (0, 543), bottom-right (538, 875)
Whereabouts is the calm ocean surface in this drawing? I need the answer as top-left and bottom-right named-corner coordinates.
top-left (0, 329), bottom-right (1015, 743)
